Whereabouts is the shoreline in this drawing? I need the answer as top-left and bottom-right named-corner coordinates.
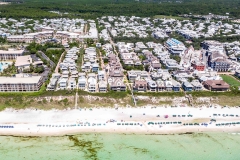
top-left (0, 105), bottom-right (240, 136)
top-left (1, 123), bottom-right (240, 137)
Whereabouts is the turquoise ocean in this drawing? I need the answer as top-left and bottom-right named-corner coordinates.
top-left (0, 133), bottom-right (240, 160)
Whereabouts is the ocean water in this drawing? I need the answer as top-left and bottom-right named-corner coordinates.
top-left (0, 133), bottom-right (240, 160)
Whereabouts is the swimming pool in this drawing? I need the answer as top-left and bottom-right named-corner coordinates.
top-left (0, 62), bottom-right (11, 72)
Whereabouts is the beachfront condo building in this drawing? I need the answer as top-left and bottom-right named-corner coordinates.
top-left (0, 49), bottom-right (24, 60)
top-left (0, 75), bottom-right (43, 92)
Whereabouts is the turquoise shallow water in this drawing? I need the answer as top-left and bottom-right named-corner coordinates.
top-left (0, 133), bottom-right (240, 160)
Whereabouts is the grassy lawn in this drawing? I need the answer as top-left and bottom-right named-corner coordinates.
top-left (220, 75), bottom-right (240, 87)
top-left (153, 15), bottom-right (188, 20)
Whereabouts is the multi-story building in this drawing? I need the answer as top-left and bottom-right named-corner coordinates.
top-left (201, 40), bottom-right (224, 51)
top-left (208, 51), bottom-right (230, 72)
top-left (78, 76), bottom-right (86, 90)
top-left (191, 80), bottom-right (203, 91)
top-left (88, 77), bottom-right (97, 92)
top-left (133, 80), bottom-right (147, 92)
top-left (182, 81), bottom-right (193, 92)
top-left (127, 70), bottom-right (149, 82)
top-left (192, 62), bottom-right (205, 71)
top-left (0, 49), bottom-right (24, 60)
top-left (147, 80), bottom-right (157, 92)
top-left (58, 78), bottom-right (67, 90)
top-left (67, 78), bottom-right (76, 90)
top-left (0, 75), bottom-right (43, 92)
top-left (98, 80), bottom-right (107, 92)
top-left (165, 38), bottom-right (186, 55)
top-left (47, 78), bottom-right (58, 91)
top-left (109, 78), bottom-right (126, 91)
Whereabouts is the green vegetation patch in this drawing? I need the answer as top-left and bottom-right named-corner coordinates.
top-left (2, 0), bottom-right (240, 19)
top-left (220, 75), bottom-right (240, 87)
top-left (134, 91), bottom-right (185, 97)
top-left (153, 15), bottom-right (188, 20)
top-left (78, 90), bottom-right (129, 99)
top-left (68, 135), bottom-right (103, 159)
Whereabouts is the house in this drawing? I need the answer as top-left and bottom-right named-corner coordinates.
top-left (46, 73), bottom-right (60, 91)
top-left (203, 80), bottom-right (230, 91)
top-left (88, 73), bottom-right (96, 78)
top-left (81, 62), bottom-right (91, 72)
top-left (47, 78), bottom-right (58, 91)
top-left (151, 69), bottom-right (171, 81)
top-left (78, 76), bottom-right (86, 90)
top-left (67, 78), bottom-right (76, 90)
top-left (172, 79), bottom-right (181, 92)
top-left (110, 78), bottom-right (126, 91)
top-left (127, 70), bottom-right (149, 82)
top-left (109, 69), bottom-right (124, 78)
top-left (133, 80), bottom-right (147, 92)
top-left (165, 59), bottom-right (179, 69)
top-left (62, 70), bottom-right (69, 79)
top-left (235, 70), bottom-right (240, 78)
top-left (150, 59), bottom-right (161, 70)
top-left (98, 70), bottom-right (105, 81)
top-left (98, 80), bottom-right (107, 92)
top-left (173, 70), bottom-right (193, 81)
top-left (123, 59), bottom-right (134, 66)
top-left (52, 73), bottom-right (61, 79)
top-left (191, 80), bottom-right (203, 91)
top-left (88, 77), bottom-right (97, 92)
top-left (150, 72), bottom-right (162, 81)
top-left (147, 80), bottom-right (157, 92)
top-left (182, 81), bottom-right (193, 91)
top-left (71, 70), bottom-right (78, 78)
top-left (165, 80), bottom-right (173, 91)
top-left (92, 63), bottom-right (99, 72)
top-left (156, 80), bottom-right (166, 92)
top-left (58, 78), bottom-right (67, 90)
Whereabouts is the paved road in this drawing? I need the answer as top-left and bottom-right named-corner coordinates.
top-left (38, 51), bottom-right (55, 68)
top-left (54, 51), bottom-right (66, 73)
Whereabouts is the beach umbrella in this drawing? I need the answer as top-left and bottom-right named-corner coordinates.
top-left (164, 115), bottom-right (168, 118)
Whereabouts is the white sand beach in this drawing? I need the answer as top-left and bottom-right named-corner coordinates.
top-left (0, 105), bottom-right (240, 136)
